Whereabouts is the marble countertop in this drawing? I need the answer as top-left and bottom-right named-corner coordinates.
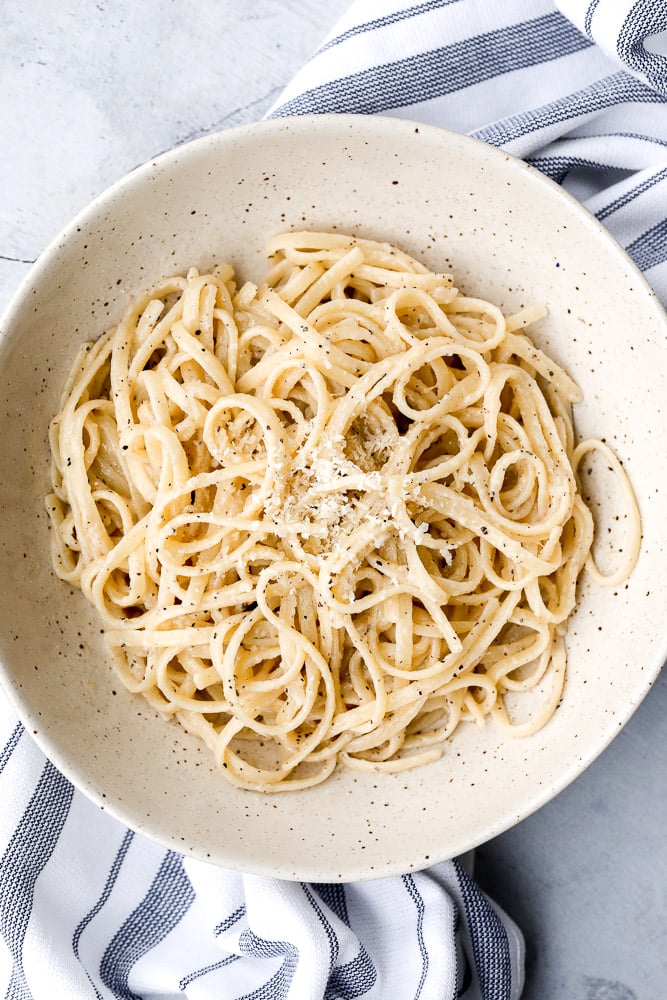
top-left (2, 3), bottom-right (665, 998)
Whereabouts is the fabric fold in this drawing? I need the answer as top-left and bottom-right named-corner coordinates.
top-left (556, 0), bottom-right (667, 94)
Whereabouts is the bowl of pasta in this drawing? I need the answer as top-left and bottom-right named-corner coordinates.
top-left (0, 114), bottom-right (666, 880)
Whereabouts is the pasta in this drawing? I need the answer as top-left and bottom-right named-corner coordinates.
top-left (46, 232), bottom-right (641, 792)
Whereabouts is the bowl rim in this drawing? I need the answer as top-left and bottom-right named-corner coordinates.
top-left (3, 112), bottom-right (664, 335)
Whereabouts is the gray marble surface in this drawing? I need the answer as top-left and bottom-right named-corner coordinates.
top-left (2, 3), bottom-right (665, 998)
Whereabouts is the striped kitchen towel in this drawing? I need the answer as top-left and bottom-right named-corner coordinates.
top-left (2, 1), bottom-right (667, 998)
top-left (558, 0), bottom-right (667, 94)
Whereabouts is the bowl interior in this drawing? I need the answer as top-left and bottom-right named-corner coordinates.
top-left (1, 115), bottom-right (666, 880)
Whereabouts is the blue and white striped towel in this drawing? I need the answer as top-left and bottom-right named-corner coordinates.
top-left (2, 1), bottom-right (666, 997)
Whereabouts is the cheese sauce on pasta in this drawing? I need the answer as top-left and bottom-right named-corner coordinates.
top-left (46, 232), bottom-right (641, 791)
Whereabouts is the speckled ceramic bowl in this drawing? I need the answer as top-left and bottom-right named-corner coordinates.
top-left (1, 115), bottom-right (666, 880)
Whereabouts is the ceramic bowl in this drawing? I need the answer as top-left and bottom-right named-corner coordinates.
top-left (1, 115), bottom-right (666, 880)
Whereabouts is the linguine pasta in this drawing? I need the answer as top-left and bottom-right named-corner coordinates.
top-left (46, 232), bottom-right (640, 791)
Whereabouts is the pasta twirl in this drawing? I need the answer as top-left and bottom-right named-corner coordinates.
top-left (46, 232), bottom-right (641, 791)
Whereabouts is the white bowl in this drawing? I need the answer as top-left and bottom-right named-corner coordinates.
top-left (1, 115), bottom-right (666, 880)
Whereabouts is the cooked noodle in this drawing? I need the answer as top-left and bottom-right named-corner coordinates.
top-left (46, 232), bottom-right (641, 791)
